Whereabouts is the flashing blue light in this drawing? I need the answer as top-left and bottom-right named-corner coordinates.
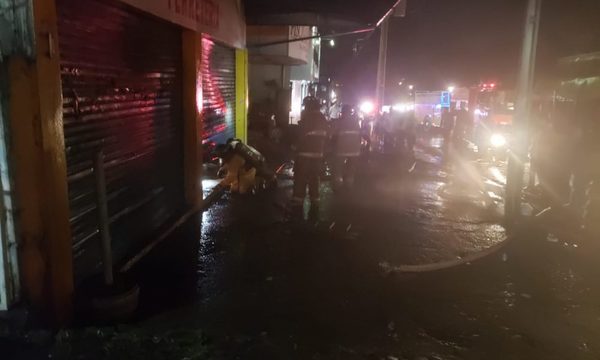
top-left (441, 91), bottom-right (451, 108)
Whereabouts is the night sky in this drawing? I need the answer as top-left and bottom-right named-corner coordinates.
top-left (320, 0), bottom-right (600, 103)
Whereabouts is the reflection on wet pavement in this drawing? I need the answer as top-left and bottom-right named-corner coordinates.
top-left (134, 135), bottom-right (600, 360)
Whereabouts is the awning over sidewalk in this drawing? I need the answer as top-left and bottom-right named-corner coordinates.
top-left (245, 0), bottom-right (398, 29)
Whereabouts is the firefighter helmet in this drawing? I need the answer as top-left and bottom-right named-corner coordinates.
top-left (303, 96), bottom-right (321, 111)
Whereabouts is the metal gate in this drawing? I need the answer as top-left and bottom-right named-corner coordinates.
top-left (57, 0), bottom-right (184, 281)
top-left (202, 37), bottom-right (236, 147)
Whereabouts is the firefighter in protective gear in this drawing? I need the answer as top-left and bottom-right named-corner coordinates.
top-left (215, 139), bottom-right (275, 194)
top-left (301, 95), bottom-right (320, 121)
top-left (293, 97), bottom-right (328, 208)
top-left (220, 155), bottom-right (257, 194)
top-left (441, 107), bottom-right (455, 143)
top-left (331, 105), bottom-right (362, 189)
top-left (454, 105), bottom-right (472, 141)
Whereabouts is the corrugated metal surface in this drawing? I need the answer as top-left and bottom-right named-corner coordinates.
top-left (57, 0), bottom-right (184, 281)
top-left (202, 37), bottom-right (236, 146)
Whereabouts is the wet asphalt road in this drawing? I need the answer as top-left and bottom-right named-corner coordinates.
top-left (5, 136), bottom-right (594, 359)
top-left (127, 135), bottom-right (600, 359)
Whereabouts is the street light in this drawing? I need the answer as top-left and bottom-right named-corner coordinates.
top-left (329, 39), bottom-right (335, 47)
top-left (408, 84), bottom-right (414, 90)
top-left (448, 86), bottom-right (455, 93)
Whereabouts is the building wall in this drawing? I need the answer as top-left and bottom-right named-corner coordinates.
top-left (249, 63), bottom-right (289, 103)
top-left (287, 26), bottom-right (311, 65)
top-left (247, 26), bottom-right (290, 58)
top-left (247, 25), bottom-right (320, 126)
top-left (290, 28), bottom-right (320, 82)
top-left (120, 0), bottom-right (246, 48)
top-left (248, 63), bottom-right (291, 127)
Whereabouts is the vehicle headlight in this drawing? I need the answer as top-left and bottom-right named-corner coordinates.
top-left (490, 133), bottom-right (507, 148)
top-left (359, 101), bottom-right (375, 114)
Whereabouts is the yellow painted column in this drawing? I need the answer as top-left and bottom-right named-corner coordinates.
top-left (182, 31), bottom-right (203, 206)
top-left (34, 0), bottom-right (73, 324)
top-left (8, 0), bottom-right (73, 324)
top-left (235, 49), bottom-right (248, 143)
top-left (8, 57), bottom-right (46, 312)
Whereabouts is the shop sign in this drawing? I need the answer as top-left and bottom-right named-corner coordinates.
top-left (120, 0), bottom-right (245, 48)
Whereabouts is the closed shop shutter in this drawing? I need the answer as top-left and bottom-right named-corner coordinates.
top-left (57, 0), bottom-right (184, 281)
top-left (201, 38), bottom-right (236, 147)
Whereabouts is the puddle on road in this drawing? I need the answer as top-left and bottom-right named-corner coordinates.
top-left (370, 140), bottom-right (508, 268)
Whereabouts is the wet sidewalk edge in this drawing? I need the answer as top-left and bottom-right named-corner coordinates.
top-left (120, 183), bottom-right (227, 273)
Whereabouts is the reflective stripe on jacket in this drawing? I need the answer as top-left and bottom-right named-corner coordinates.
top-left (334, 130), bottom-right (361, 157)
top-left (297, 113), bottom-right (328, 159)
top-left (298, 130), bottom-right (328, 158)
top-left (332, 117), bottom-right (362, 157)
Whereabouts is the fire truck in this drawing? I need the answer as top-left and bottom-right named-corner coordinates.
top-left (470, 83), bottom-right (515, 160)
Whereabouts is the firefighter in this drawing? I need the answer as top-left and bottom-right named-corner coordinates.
top-left (402, 110), bottom-right (418, 156)
top-left (215, 139), bottom-right (275, 195)
top-left (216, 145), bottom-right (257, 195)
top-left (453, 104), bottom-right (471, 141)
top-left (292, 97), bottom-right (329, 210)
top-left (440, 107), bottom-right (455, 143)
top-left (331, 104), bottom-right (362, 189)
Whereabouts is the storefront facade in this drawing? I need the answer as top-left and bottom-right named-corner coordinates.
top-left (247, 25), bottom-right (319, 126)
top-left (3, 0), bottom-right (247, 322)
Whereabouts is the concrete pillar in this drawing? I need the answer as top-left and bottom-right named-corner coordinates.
top-left (8, 0), bottom-right (73, 324)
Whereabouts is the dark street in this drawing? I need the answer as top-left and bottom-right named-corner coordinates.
top-left (101, 136), bottom-right (600, 360)
top-left (1, 0), bottom-right (599, 359)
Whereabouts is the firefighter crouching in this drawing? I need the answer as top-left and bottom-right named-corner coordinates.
top-left (331, 104), bottom-right (362, 189)
top-left (292, 97), bottom-right (329, 209)
top-left (216, 139), bottom-right (276, 194)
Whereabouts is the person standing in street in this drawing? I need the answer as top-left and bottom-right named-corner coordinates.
top-left (292, 97), bottom-right (329, 212)
top-left (403, 110), bottom-right (418, 156)
top-left (331, 105), bottom-right (362, 190)
top-left (453, 104), bottom-right (471, 141)
top-left (440, 107), bottom-right (455, 144)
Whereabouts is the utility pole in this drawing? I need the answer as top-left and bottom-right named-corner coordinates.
top-left (375, 17), bottom-right (390, 108)
top-left (375, 0), bottom-right (406, 108)
top-left (505, 0), bottom-right (542, 221)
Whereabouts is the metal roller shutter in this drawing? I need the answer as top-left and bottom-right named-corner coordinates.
top-left (57, 0), bottom-right (184, 281)
top-left (201, 38), bottom-right (236, 147)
